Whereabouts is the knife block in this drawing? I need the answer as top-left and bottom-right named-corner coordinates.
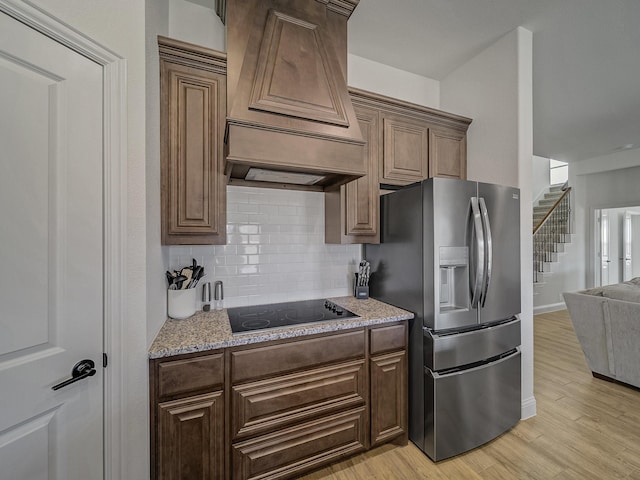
top-left (354, 273), bottom-right (369, 299)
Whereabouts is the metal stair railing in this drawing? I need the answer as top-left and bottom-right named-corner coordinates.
top-left (533, 185), bottom-right (572, 283)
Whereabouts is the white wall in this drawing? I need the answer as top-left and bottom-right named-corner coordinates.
top-left (440, 30), bottom-right (522, 188)
top-left (532, 155), bottom-right (550, 203)
top-left (146, 0), bottom-right (170, 348)
top-left (26, 1), bottom-right (149, 478)
top-left (578, 165), bottom-right (640, 287)
top-left (440, 27), bottom-right (536, 420)
top-left (347, 54), bottom-right (440, 108)
top-left (168, 0), bottom-right (225, 50)
top-left (568, 148), bottom-right (640, 290)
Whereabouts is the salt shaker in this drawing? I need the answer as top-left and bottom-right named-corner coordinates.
top-left (202, 282), bottom-right (211, 311)
top-left (214, 281), bottom-right (224, 310)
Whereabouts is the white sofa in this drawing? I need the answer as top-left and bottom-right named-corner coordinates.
top-left (563, 278), bottom-right (640, 389)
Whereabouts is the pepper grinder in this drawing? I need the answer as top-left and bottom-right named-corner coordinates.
top-left (201, 282), bottom-right (211, 311)
top-left (214, 281), bottom-right (224, 310)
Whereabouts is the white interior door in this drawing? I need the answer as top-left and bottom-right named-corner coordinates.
top-left (623, 212), bottom-right (633, 281)
top-left (0, 10), bottom-right (104, 480)
top-left (600, 211), bottom-right (611, 286)
top-left (632, 214), bottom-right (640, 278)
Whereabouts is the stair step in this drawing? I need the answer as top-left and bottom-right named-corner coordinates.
top-left (538, 198), bottom-right (561, 206)
top-left (544, 190), bottom-right (564, 198)
top-left (549, 184), bottom-right (565, 192)
top-left (534, 250), bottom-right (559, 261)
top-left (534, 228), bottom-right (572, 235)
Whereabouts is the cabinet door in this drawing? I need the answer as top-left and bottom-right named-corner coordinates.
top-left (381, 113), bottom-right (428, 185)
top-left (345, 106), bottom-right (380, 240)
top-left (429, 128), bottom-right (467, 179)
top-left (160, 53), bottom-right (226, 245)
top-left (157, 391), bottom-right (225, 480)
top-left (325, 105), bottom-right (380, 244)
top-left (370, 350), bottom-right (407, 447)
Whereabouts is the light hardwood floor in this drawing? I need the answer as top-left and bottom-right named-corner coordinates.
top-left (300, 310), bottom-right (640, 479)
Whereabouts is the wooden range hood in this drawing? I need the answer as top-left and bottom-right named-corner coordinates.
top-left (217, 0), bottom-right (366, 191)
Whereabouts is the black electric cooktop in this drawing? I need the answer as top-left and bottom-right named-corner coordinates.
top-left (227, 299), bottom-right (358, 334)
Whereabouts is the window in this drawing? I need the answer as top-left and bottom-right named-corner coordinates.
top-left (550, 159), bottom-right (568, 185)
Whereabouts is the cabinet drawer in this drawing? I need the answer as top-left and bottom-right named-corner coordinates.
top-left (231, 330), bottom-right (365, 383)
top-left (232, 407), bottom-right (366, 480)
top-left (232, 359), bottom-right (366, 440)
top-left (370, 322), bottom-right (407, 355)
top-left (158, 352), bottom-right (224, 399)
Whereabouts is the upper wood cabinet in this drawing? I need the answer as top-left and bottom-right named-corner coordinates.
top-left (325, 103), bottom-right (380, 244)
top-left (381, 113), bottom-right (429, 185)
top-left (325, 88), bottom-right (471, 244)
top-left (159, 37), bottom-right (227, 245)
top-left (429, 128), bottom-right (467, 179)
top-left (373, 91), bottom-right (472, 185)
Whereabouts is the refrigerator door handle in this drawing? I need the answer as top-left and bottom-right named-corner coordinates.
top-left (469, 197), bottom-right (485, 308)
top-left (478, 197), bottom-right (493, 307)
top-left (429, 347), bottom-right (521, 379)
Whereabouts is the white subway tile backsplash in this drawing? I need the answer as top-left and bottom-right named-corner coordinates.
top-left (169, 186), bottom-right (362, 307)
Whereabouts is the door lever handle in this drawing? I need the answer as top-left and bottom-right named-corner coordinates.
top-left (52, 359), bottom-right (96, 391)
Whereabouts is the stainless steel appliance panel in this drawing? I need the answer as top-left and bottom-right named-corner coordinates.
top-left (367, 183), bottom-right (427, 447)
top-left (424, 317), bottom-right (520, 371)
top-left (477, 182), bottom-right (521, 323)
top-left (428, 178), bottom-right (479, 331)
top-left (424, 348), bottom-right (521, 461)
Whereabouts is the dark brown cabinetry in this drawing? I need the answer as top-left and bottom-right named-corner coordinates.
top-left (229, 329), bottom-right (367, 479)
top-left (223, 0), bottom-right (366, 188)
top-left (375, 91), bottom-right (472, 186)
top-left (150, 321), bottom-right (408, 480)
top-left (325, 104), bottom-right (380, 244)
top-left (158, 392), bottom-right (225, 480)
top-left (159, 37), bottom-right (227, 245)
top-left (325, 88), bottom-right (472, 244)
top-left (381, 113), bottom-right (429, 184)
top-left (369, 322), bottom-right (408, 447)
top-left (429, 128), bottom-right (467, 179)
top-left (150, 351), bottom-right (226, 480)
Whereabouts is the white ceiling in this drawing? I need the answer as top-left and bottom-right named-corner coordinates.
top-left (348, 0), bottom-right (640, 163)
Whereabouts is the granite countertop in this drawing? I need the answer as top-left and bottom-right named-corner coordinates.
top-left (148, 296), bottom-right (414, 359)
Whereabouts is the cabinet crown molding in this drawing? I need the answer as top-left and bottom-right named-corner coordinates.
top-left (216, 0), bottom-right (359, 23)
top-left (349, 87), bottom-right (472, 131)
top-left (158, 35), bottom-right (226, 75)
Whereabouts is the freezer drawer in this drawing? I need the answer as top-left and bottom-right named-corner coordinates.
top-left (424, 348), bottom-right (521, 461)
top-left (424, 317), bottom-right (520, 371)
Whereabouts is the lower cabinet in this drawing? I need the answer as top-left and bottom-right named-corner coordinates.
top-left (232, 408), bottom-right (367, 480)
top-left (157, 392), bottom-right (225, 480)
top-left (370, 351), bottom-right (407, 447)
top-left (150, 322), bottom-right (408, 480)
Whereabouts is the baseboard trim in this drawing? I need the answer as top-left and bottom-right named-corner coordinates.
top-left (533, 301), bottom-right (566, 315)
top-left (521, 396), bottom-right (537, 420)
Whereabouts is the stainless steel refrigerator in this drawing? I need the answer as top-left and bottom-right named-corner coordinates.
top-left (365, 177), bottom-right (521, 461)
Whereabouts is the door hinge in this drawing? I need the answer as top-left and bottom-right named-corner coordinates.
top-left (103, 353), bottom-right (108, 368)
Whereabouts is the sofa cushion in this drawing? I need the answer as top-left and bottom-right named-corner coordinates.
top-left (600, 282), bottom-right (640, 303)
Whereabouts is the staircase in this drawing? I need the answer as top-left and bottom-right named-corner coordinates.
top-left (533, 184), bottom-right (572, 283)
